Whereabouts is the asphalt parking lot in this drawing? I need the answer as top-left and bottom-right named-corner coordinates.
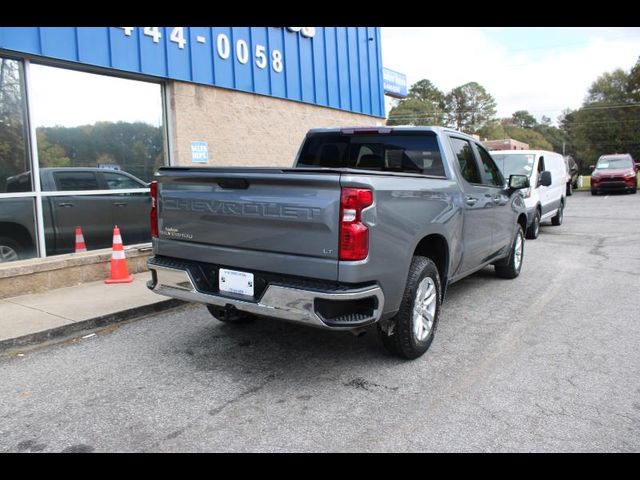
top-left (1, 190), bottom-right (639, 452)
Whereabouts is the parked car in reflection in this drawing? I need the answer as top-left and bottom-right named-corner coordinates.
top-left (590, 154), bottom-right (638, 195)
top-left (0, 168), bottom-right (150, 262)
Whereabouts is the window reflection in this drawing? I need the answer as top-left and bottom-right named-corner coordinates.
top-left (0, 58), bottom-right (31, 193)
top-left (30, 64), bottom-right (164, 183)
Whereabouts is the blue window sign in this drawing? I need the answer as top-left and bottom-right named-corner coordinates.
top-left (383, 68), bottom-right (407, 98)
top-left (191, 141), bottom-right (209, 163)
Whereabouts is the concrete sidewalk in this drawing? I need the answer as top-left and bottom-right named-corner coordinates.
top-left (0, 272), bottom-right (183, 353)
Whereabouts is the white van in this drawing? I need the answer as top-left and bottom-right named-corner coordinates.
top-left (490, 150), bottom-right (567, 239)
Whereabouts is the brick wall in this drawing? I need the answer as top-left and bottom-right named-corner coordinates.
top-left (168, 82), bottom-right (384, 167)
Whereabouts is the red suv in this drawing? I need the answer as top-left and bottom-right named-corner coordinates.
top-left (590, 154), bottom-right (638, 195)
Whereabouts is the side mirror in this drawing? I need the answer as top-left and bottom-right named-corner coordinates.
top-left (539, 171), bottom-right (552, 187)
top-left (509, 174), bottom-right (530, 189)
top-left (589, 165), bottom-right (595, 170)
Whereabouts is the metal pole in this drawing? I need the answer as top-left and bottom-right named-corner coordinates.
top-left (23, 59), bottom-right (47, 258)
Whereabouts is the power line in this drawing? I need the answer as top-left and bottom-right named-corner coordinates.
top-left (388, 102), bottom-right (640, 117)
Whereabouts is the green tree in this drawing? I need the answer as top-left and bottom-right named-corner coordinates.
top-left (36, 130), bottom-right (70, 167)
top-left (511, 110), bottom-right (537, 129)
top-left (532, 124), bottom-right (568, 154)
top-left (585, 68), bottom-right (629, 103)
top-left (445, 82), bottom-right (497, 133)
top-left (561, 63), bottom-right (640, 172)
top-left (504, 125), bottom-right (552, 150)
top-left (387, 79), bottom-right (446, 126)
top-left (0, 58), bottom-right (29, 192)
top-left (479, 121), bottom-right (553, 150)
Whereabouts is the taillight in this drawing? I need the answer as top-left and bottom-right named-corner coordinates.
top-left (150, 180), bottom-right (158, 238)
top-left (339, 187), bottom-right (373, 261)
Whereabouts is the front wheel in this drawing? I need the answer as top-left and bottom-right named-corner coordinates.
top-left (495, 225), bottom-right (524, 279)
top-left (377, 256), bottom-right (441, 360)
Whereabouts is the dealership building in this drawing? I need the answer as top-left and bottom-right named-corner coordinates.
top-left (0, 27), bottom-right (406, 295)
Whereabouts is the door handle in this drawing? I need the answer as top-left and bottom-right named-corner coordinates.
top-left (113, 202), bottom-right (128, 207)
top-left (465, 196), bottom-right (478, 206)
top-left (58, 202), bottom-right (74, 208)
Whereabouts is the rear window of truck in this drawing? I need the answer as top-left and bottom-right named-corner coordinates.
top-left (297, 132), bottom-right (445, 176)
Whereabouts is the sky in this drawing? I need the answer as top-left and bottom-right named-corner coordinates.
top-left (29, 64), bottom-right (163, 128)
top-left (380, 27), bottom-right (640, 125)
top-left (25, 27), bottom-right (640, 129)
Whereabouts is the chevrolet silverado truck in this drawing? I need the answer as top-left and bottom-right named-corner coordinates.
top-left (147, 127), bottom-right (530, 359)
top-left (0, 167), bottom-right (150, 262)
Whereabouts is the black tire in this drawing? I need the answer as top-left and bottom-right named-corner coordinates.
top-left (551, 201), bottom-right (564, 226)
top-left (525, 210), bottom-right (540, 240)
top-left (631, 188), bottom-right (637, 194)
top-left (591, 189), bottom-right (597, 196)
top-left (495, 225), bottom-right (525, 279)
top-left (377, 256), bottom-right (441, 360)
top-left (0, 236), bottom-right (24, 263)
top-left (566, 182), bottom-right (573, 196)
top-left (206, 305), bottom-right (255, 324)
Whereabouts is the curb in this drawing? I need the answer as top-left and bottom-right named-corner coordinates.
top-left (0, 298), bottom-right (186, 354)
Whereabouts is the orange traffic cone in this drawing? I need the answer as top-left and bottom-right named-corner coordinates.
top-left (74, 226), bottom-right (87, 253)
top-left (105, 225), bottom-right (133, 284)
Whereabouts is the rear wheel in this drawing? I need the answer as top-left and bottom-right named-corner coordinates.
top-left (495, 226), bottom-right (524, 279)
top-left (206, 305), bottom-right (255, 324)
top-left (551, 201), bottom-right (564, 226)
top-left (377, 256), bottom-right (441, 360)
top-left (591, 189), bottom-right (597, 196)
top-left (525, 210), bottom-right (540, 239)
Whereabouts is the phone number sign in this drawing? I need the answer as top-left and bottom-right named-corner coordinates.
top-left (0, 26), bottom-right (385, 118)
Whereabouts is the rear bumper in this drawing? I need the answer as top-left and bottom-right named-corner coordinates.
top-left (147, 257), bottom-right (384, 330)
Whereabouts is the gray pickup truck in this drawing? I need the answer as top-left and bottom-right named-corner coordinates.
top-left (0, 167), bottom-right (150, 261)
top-left (147, 127), bottom-right (530, 359)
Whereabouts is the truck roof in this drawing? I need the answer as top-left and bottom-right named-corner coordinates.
top-left (306, 125), bottom-right (475, 139)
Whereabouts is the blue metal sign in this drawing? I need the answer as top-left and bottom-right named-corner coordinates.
top-left (0, 27), bottom-right (385, 118)
top-left (383, 67), bottom-right (408, 98)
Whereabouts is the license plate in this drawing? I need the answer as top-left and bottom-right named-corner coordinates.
top-left (219, 268), bottom-right (254, 296)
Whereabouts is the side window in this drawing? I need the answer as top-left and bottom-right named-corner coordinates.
top-left (53, 171), bottom-right (100, 191)
top-left (103, 171), bottom-right (146, 190)
top-left (450, 137), bottom-right (482, 184)
top-left (476, 144), bottom-right (505, 186)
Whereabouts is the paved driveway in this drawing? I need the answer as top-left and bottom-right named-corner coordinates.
top-left (1, 191), bottom-right (639, 452)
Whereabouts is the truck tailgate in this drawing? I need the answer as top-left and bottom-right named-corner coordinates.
top-left (157, 168), bottom-right (341, 260)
